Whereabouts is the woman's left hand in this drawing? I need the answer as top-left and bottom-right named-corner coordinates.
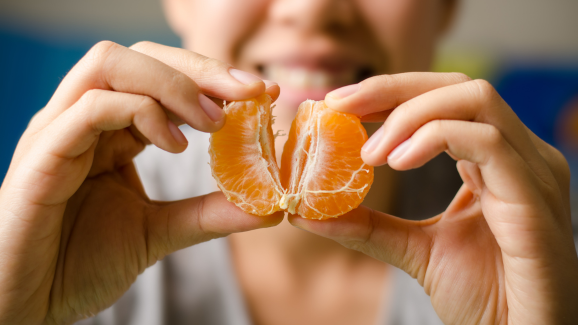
top-left (289, 72), bottom-right (578, 325)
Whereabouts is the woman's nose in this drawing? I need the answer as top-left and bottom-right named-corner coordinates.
top-left (269, 0), bottom-right (356, 35)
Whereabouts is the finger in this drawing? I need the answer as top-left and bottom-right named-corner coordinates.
top-left (325, 72), bottom-right (472, 116)
top-left (40, 89), bottom-right (188, 160)
top-left (264, 80), bottom-right (281, 102)
top-left (361, 80), bottom-right (548, 178)
top-left (118, 162), bottom-right (148, 198)
top-left (146, 192), bottom-right (284, 262)
top-left (384, 120), bottom-right (545, 205)
top-left (359, 110), bottom-right (393, 123)
top-left (205, 79), bottom-right (279, 110)
top-left (384, 120), bottom-right (569, 257)
top-left (524, 126), bottom-right (571, 203)
top-left (42, 41), bottom-right (225, 133)
top-left (10, 90), bottom-right (191, 208)
top-left (288, 207), bottom-right (434, 284)
top-left (457, 160), bottom-right (484, 196)
top-left (130, 41), bottom-right (267, 101)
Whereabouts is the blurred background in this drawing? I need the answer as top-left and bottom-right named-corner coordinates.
top-left (1, 0), bottom-right (577, 238)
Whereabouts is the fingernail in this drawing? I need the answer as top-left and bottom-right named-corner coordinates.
top-left (168, 120), bottom-right (188, 145)
top-left (264, 79), bottom-right (278, 88)
top-left (229, 68), bottom-right (263, 85)
top-left (198, 94), bottom-right (225, 122)
top-left (388, 138), bottom-right (411, 162)
top-left (362, 126), bottom-right (384, 154)
top-left (327, 84), bottom-right (360, 100)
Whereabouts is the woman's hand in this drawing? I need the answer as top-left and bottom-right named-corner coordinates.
top-left (290, 73), bottom-right (578, 324)
top-left (0, 41), bottom-right (283, 325)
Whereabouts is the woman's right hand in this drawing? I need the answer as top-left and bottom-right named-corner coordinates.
top-left (0, 41), bottom-right (283, 325)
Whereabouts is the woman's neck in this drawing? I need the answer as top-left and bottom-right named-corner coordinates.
top-left (228, 214), bottom-right (391, 325)
top-left (231, 217), bottom-right (364, 271)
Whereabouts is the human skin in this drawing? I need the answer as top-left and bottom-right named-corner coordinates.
top-left (162, 1), bottom-right (456, 323)
top-left (290, 73), bottom-right (578, 324)
top-left (0, 1), bottom-right (577, 325)
top-left (0, 42), bottom-right (283, 324)
top-left (167, 0), bottom-right (578, 324)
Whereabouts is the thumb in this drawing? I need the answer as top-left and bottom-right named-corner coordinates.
top-left (146, 191), bottom-right (284, 261)
top-left (288, 207), bottom-right (433, 282)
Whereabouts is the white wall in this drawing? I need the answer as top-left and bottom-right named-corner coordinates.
top-left (442, 0), bottom-right (578, 57)
top-left (0, 0), bottom-right (174, 43)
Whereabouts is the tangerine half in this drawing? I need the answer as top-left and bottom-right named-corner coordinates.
top-left (209, 94), bottom-right (373, 220)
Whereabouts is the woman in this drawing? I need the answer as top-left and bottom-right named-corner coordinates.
top-left (0, 0), bottom-right (576, 324)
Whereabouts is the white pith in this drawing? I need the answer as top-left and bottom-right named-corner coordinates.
top-left (210, 98), bottom-right (371, 219)
top-left (209, 97), bottom-right (284, 216)
top-left (257, 101), bottom-right (284, 198)
top-left (280, 100), bottom-right (371, 219)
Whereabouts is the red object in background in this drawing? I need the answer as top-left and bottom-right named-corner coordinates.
top-left (556, 95), bottom-right (578, 152)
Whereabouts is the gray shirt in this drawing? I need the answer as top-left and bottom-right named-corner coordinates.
top-left (75, 126), bottom-right (446, 325)
top-left (77, 237), bottom-right (441, 325)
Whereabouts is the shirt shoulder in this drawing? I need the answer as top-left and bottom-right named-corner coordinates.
top-left (385, 267), bottom-right (444, 325)
top-left (134, 126), bottom-right (218, 201)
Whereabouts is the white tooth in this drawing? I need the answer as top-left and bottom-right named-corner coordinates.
top-left (274, 65), bottom-right (286, 85)
top-left (265, 66), bottom-right (274, 80)
top-left (264, 65), bottom-right (279, 82)
top-left (289, 68), bottom-right (309, 89)
top-left (265, 65), bottom-right (340, 89)
top-left (310, 71), bottom-right (322, 88)
top-left (269, 65), bottom-right (280, 82)
top-left (311, 70), bottom-right (331, 88)
top-left (281, 66), bottom-right (289, 86)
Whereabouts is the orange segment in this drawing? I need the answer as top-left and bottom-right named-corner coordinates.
top-left (280, 100), bottom-right (374, 220)
top-left (209, 94), bottom-right (283, 216)
top-left (209, 96), bottom-right (373, 220)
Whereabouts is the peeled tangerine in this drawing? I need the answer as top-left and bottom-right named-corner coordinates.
top-left (209, 94), bottom-right (374, 220)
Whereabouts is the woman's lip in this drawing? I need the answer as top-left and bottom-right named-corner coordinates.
top-left (258, 63), bottom-right (370, 109)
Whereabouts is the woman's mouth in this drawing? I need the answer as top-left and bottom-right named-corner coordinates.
top-left (258, 64), bottom-right (373, 107)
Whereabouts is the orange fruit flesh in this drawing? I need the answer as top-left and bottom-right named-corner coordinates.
top-left (209, 94), bottom-right (283, 216)
top-left (280, 100), bottom-right (373, 219)
top-left (209, 95), bottom-right (374, 219)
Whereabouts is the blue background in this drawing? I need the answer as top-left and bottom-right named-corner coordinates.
top-left (0, 26), bottom-right (179, 182)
